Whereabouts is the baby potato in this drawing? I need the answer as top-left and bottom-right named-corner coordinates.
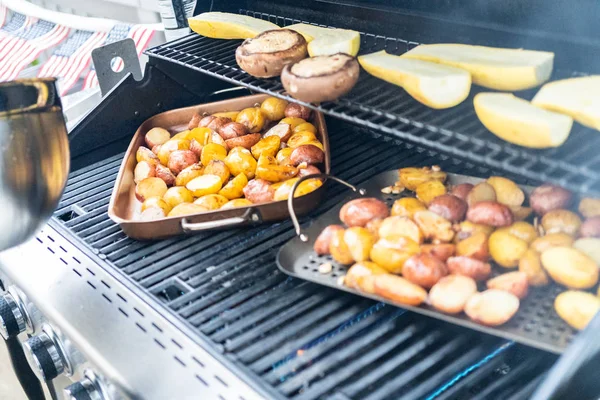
top-left (186, 127), bottom-right (212, 144)
top-left (193, 194), bottom-right (229, 210)
top-left (140, 208), bottom-right (166, 221)
top-left (145, 127), bottom-right (170, 149)
top-left (429, 275), bottom-right (477, 314)
top-left (398, 166), bottom-right (447, 191)
top-left (284, 103), bottom-right (312, 120)
top-left (391, 197), bottom-right (426, 218)
top-left (264, 123), bottom-right (293, 143)
top-left (209, 130), bottom-right (229, 150)
top-left (158, 139), bottom-right (191, 165)
top-left (447, 256), bottom-right (491, 281)
top-left (541, 209), bottom-right (582, 236)
top-left (218, 122), bottom-right (248, 140)
top-left (454, 221), bottom-right (495, 242)
top-left (236, 107), bottom-right (265, 133)
top-left (170, 130), bottom-right (191, 141)
top-left (251, 135), bottom-right (281, 159)
top-left (465, 289), bottom-right (520, 326)
top-left (378, 216), bottom-right (423, 244)
top-left (486, 176), bottom-right (525, 207)
top-left (136, 146), bottom-right (159, 164)
top-left (225, 133), bottom-right (262, 150)
top-left (167, 150), bottom-right (198, 175)
top-left (466, 182), bottom-right (497, 207)
top-left (365, 219), bottom-right (383, 240)
top-left (256, 154), bottom-right (298, 182)
top-left (260, 97), bottom-right (288, 121)
top-left (456, 232), bottom-right (489, 261)
top-left (134, 161), bottom-right (156, 184)
top-left (175, 164), bottom-right (204, 187)
top-left (298, 165), bottom-right (321, 177)
top-left (330, 229), bottom-right (354, 265)
top-left (519, 249), bottom-right (549, 286)
top-left (413, 210), bottom-right (455, 242)
top-left (574, 238), bottom-right (600, 265)
top-left (530, 233), bottom-right (574, 253)
top-left (152, 144), bottom-right (162, 155)
top-left (188, 113), bottom-right (201, 129)
top-left (207, 116), bottom-right (232, 132)
top-left (276, 147), bottom-right (294, 165)
top-left (373, 274), bottom-right (427, 306)
top-left (314, 225), bottom-right (344, 255)
top-left (167, 203), bottom-right (209, 217)
top-left (579, 198), bottom-right (600, 218)
top-left (303, 140), bottom-right (324, 151)
top-left (420, 244), bottom-right (455, 262)
top-left (340, 198), bottom-right (390, 227)
top-left (345, 261), bottom-right (388, 294)
top-left (467, 201), bottom-right (514, 227)
top-left (555, 291), bottom-right (600, 330)
top-left (486, 271), bottom-right (529, 299)
top-left (224, 147), bottom-right (257, 179)
top-left (293, 122), bottom-right (317, 135)
top-left (212, 111), bottom-right (240, 120)
top-left (402, 253), bottom-right (448, 289)
top-left (141, 197), bottom-right (172, 215)
top-left (530, 184), bottom-right (572, 215)
top-left (510, 206), bottom-right (533, 221)
top-left (415, 180), bottom-right (447, 205)
top-left (198, 115), bottom-right (215, 128)
top-left (186, 174), bottom-right (223, 197)
top-left (541, 246), bottom-right (598, 289)
top-left (290, 144), bottom-right (324, 166)
top-left (450, 183), bottom-right (474, 201)
top-left (189, 139), bottom-right (203, 158)
top-left (287, 131), bottom-right (318, 149)
top-left (344, 227), bottom-right (375, 262)
top-left (280, 117), bottom-right (306, 130)
top-left (200, 143), bottom-right (228, 167)
top-left (135, 177), bottom-right (168, 202)
top-left (243, 179), bottom-right (275, 204)
top-left (579, 217), bottom-right (600, 238)
top-left (163, 186), bottom-right (194, 208)
top-left (221, 199), bottom-right (253, 209)
top-left (489, 229), bottom-right (528, 268)
top-left (272, 177), bottom-right (322, 201)
top-left (428, 194), bottom-right (467, 222)
top-left (155, 164), bottom-right (176, 186)
top-left (369, 236), bottom-right (420, 274)
top-left (502, 221), bottom-right (538, 244)
top-left (203, 160), bottom-right (230, 185)
top-left (218, 173), bottom-right (248, 200)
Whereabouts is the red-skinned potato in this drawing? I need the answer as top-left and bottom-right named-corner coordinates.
top-left (339, 198), bottom-right (389, 227)
top-left (264, 123), bottom-right (293, 142)
top-left (145, 127), bottom-right (171, 149)
top-left (420, 244), bottom-right (455, 262)
top-left (167, 150), bottom-right (199, 175)
top-left (199, 115), bottom-right (216, 127)
top-left (373, 274), bottom-right (427, 306)
top-left (465, 289), bottom-right (520, 326)
top-left (298, 165), bottom-right (321, 177)
top-left (207, 117), bottom-right (231, 132)
top-left (402, 253), bottom-right (448, 289)
top-left (529, 184), bottom-right (572, 215)
top-left (429, 275), bottom-right (478, 314)
top-left (225, 133), bottom-right (262, 150)
top-left (218, 122), bottom-right (248, 140)
top-left (189, 139), bottom-right (203, 157)
top-left (466, 201), bottom-right (513, 227)
top-left (428, 194), bottom-right (467, 222)
top-left (447, 256), bottom-right (492, 281)
top-left (284, 103), bottom-right (312, 120)
top-left (139, 207), bottom-right (166, 221)
top-left (450, 183), bottom-right (474, 201)
top-left (487, 271), bottom-right (529, 299)
top-left (134, 161), bottom-right (156, 184)
top-left (579, 217), bottom-right (600, 238)
top-left (155, 164), bottom-right (176, 186)
top-left (243, 179), bottom-right (275, 204)
top-left (314, 225), bottom-right (344, 255)
top-left (135, 177), bottom-right (168, 202)
top-left (152, 144), bottom-right (161, 155)
top-left (290, 145), bottom-right (324, 166)
top-left (188, 113), bottom-right (201, 129)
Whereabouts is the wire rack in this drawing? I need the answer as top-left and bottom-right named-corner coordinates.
top-left (145, 10), bottom-right (600, 195)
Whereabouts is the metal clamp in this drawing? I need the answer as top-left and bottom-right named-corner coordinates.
top-left (181, 208), bottom-right (262, 232)
top-left (287, 173), bottom-right (366, 242)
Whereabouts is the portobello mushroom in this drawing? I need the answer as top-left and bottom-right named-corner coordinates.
top-left (236, 29), bottom-right (308, 78)
top-left (281, 53), bottom-right (360, 103)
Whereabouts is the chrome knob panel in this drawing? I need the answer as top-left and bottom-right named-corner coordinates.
top-left (0, 292), bottom-right (26, 339)
top-left (23, 331), bottom-right (65, 381)
top-left (64, 377), bottom-right (104, 400)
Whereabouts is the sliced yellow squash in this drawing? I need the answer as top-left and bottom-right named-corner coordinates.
top-left (358, 50), bottom-right (471, 109)
top-left (285, 23), bottom-right (360, 56)
top-left (403, 44), bottom-right (554, 91)
top-left (474, 93), bottom-right (572, 148)
top-left (188, 12), bottom-right (280, 39)
top-left (532, 76), bottom-right (600, 131)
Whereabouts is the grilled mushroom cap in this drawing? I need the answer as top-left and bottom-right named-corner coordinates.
top-left (236, 29), bottom-right (308, 78)
top-left (281, 53), bottom-right (360, 103)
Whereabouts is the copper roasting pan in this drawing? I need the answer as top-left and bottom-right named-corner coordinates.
top-left (108, 94), bottom-right (330, 240)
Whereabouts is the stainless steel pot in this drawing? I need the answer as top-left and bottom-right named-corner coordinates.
top-left (0, 78), bottom-right (69, 251)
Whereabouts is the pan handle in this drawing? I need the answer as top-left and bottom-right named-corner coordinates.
top-left (288, 173), bottom-right (366, 242)
top-left (181, 208), bottom-right (261, 231)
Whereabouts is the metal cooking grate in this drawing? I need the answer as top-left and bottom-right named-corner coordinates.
top-left (53, 125), bottom-right (556, 399)
top-left (145, 10), bottom-right (600, 196)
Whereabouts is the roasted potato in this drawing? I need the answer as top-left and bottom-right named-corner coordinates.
top-left (413, 210), bottom-right (455, 242)
top-left (339, 198), bottom-right (390, 227)
top-left (136, 146), bottom-right (159, 164)
top-left (170, 130), bottom-right (191, 141)
top-left (466, 182), bottom-right (497, 207)
top-left (429, 275), bottom-right (477, 314)
top-left (530, 184), bottom-right (572, 215)
top-left (280, 117), bottom-right (306, 130)
top-left (263, 123), bottom-right (293, 143)
top-left (255, 154), bottom-right (298, 182)
top-left (398, 166), bottom-right (447, 191)
top-left (276, 147), bottom-right (294, 164)
top-left (293, 122), bottom-right (317, 135)
top-left (502, 221), bottom-right (538, 244)
top-left (260, 97), bottom-right (288, 121)
top-left (152, 144), bottom-right (162, 155)
top-left (218, 122), bottom-right (248, 140)
top-left (175, 164), bottom-right (204, 187)
top-left (487, 271), bottom-right (529, 299)
top-left (314, 225), bottom-right (344, 255)
top-left (456, 232), bottom-right (489, 261)
top-left (207, 116), bottom-right (232, 132)
top-left (518, 249), bottom-right (549, 286)
top-left (212, 111), bottom-right (240, 120)
top-left (330, 229), bottom-right (354, 265)
top-left (163, 186), bottom-right (194, 208)
top-left (555, 291), bottom-right (600, 330)
top-left (530, 233), bottom-right (574, 253)
top-left (186, 174), bottom-right (223, 197)
top-left (488, 229), bottom-right (528, 268)
top-left (579, 198), bottom-right (600, 218)
top-left (189, 139), bottom-right (203, 158)
top-left (541, 246), bottom-right (598, 289)
top-left (251, 136), bottom-right (281, 159)
top-left (209, 130), bottom-right (229, 150)
top-left (378, 216), bottom-right (423, 244)
top-left (428, 194), bottom-right (467, 222)
top-left (141, 197), bottom-right (172, 215)
top-left (303, 140), bottom-right (324, 151)
top-left (344, 227), bottom-right (376, 262)
top-left (140, 208), bottom-right (166, 221)
top-left (134, 161), bottom-right (156, 184)
top-left (145, 127), bottom-right (171, 149)
top-left (415, 180), bottom-right (447, 205)
top-left (198, 115), bottom-right (215, 128)
top-left (486, 176), bottom-right (524, 207)
top-left (224, 147), bottom-right (258, 179)
top-left (450, 183), bottom-right (474, 201)
top-left (287, 131), bottom-right (318, 149)
top-left (466, 201), bottom-right (513, 227)
top-left (446, 256), bottom-right (491, 281)
top-left (193, 194), bottom-right (229, 210)
top-left (167, 203), bottom-right (209, 217)
top-left (370, 236), bottom-right (420, 274)
top-left (236, 107), bottom-right (265, 133)
top-left (454, 221), bottom-right (495, 242)
top-left (167, 150), bottom-right (198, 175)
top-left (420, 243), bottom-right (455, 262)
top-left (221, 198), bottom-right (253, 209)
top-left (272, 177), bottom-right (322, 201)
top-left (188, 113), bottom-right (201, 129)
top-left (579, 217), bottom-right (600, 238)
top-left (243, 179), bottom-right (275, 204)
top-left (573, 238), bottom-right (600, 265)
top-left (402, 253), bottom-right (448, 289)
top-left (345, 261), bottom-right (388, 294)
top-left (391, 197), bottom-right (427, 218)
top-left (510, 206), bottom-right (533, 221)
top-left (218, 173), bottom-right (248, 200)
top-left (285, 103), bottom-right (312, 120)
top-left (541, 209), bottom-right (582, 236)
top-left (225, 133), bottom-right (262, 150)
top-left (373, 274), bottom-right (427, 306)
top-left (298, 165), bottom-right (321, 177)
top-left (290, 145), bottom-right (324, 166)
top-left (465, 289), bottom-right (520, 326)
top-left (203, 160), bottom-right (231, 185)
top-left (157, 139), bottom-right (190, 165)
top-left (155, 164), bottom-right (176, 186)
top-left (135, 177), bottom-right (168, 202)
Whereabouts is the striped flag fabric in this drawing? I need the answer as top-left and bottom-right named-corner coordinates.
top-left (0, 6), bottom-right (8, 29)
top-left (0, 13), bottom-right (35, 55)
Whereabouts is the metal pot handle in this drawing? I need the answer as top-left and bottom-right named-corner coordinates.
top-left (181, 208), bottom-right (261, 231)
top-left (287, 173), bottom-right (366, 242)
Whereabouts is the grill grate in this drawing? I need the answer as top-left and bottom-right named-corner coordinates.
top-left (53, 124), bottom-right (556, 399)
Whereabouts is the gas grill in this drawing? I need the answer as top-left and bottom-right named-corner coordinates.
top-left (1, 1), bottom-right (600, 399)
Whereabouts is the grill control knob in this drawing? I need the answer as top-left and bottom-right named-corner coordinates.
top-left (0, 293), bottom-right (26, 339)
top-left (23, 332), bottom-right (65, 381)
top-left (64, 377), bottom-right (104, 400)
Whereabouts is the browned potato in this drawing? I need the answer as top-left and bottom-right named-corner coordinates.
top-left (466, 182), bottom-right (496, 207)
top-left (220, 199), bottom-right (253, 209)
top-left (264, 123), bottom-right (293, 143)
top-left (555, 291), bottom-right (600, 330)
top-left (530, 184), bottom-right (572, 215)
top-left (276, 148), bottom-right (294, 165)
top-left (298, 165), bottom-right (321, 177)
top-left (541, 209), bottom-right (582, 236)
top-left (186, 174), bottom-right (223, 197)
top-left (218, 122), bottom-right (248, 140)
top-left (290, 144), bottom-right (324, 166)
top-left (189, 139), bottom-right (203, 158)
top-left (236, 107), bottom-right (265, 133)
top-left (415, 180), bottom-right (447, 205)
top-left (280, 117), bottom-right (306, 130)
top-left (287, 131), bottom-right (318, 149)
top-left (209, 130), bottom-right (229, 150)
top-left (519, 248), bottom-right (549, 286)
top-left (193, 194), bottom-right (229, 210)
top-left (141, 197), bottom-right (172, 215)
top-left (293, 122), bottom-right (317, 135)
top-left (284, 103), bottom-right (312, 120)
top-left (313, 225), bottom-right (344, 255)
top-left (272, 177), bottom-right (322, 201)
top-left (251, 136), bottom-right (280, 159)
top-left (225, 133), bottom-right (262, 150)
top-left (454, 221), bottom-right (495, 242)
top-left (370, 236), bottom-right (420, 274)
top-left (203, 160), bottom-right (230, 185)
top-left (413, 210), bottom-right (454, 242)
top-left (188, 113), bottom-right (201, 129)
top-left (429, 275), bottom-right (477, 314)
top-left (456, 232), bottom-right (489, 261)
top-left (339, 198), bottom-right (389, 227)
top-left (541, 246), bottom-right (598, 289)
top-left (136, 146), bottom-right (159, 165)
top-left (420, 244), bottom-right (455, 262)
top-left (510, 206), bottom-right (533, 221)
top-left (398, 166), bottom-right (446, 191)
top-left (502, 221), bottom-right (538, 244)
top-left (402, 253), bottom-right (448, 289)
top-left (391, 197), bottom-right (427, 218)
top-left (373, 274), bottom-right (427, 306)
top-left (446, 256), bottom-right (491, 281)
top-left (167, 150), bottom-right (198, 175)
top-left (224, 147), bottom-right (258, 179)
top-left (163, 186), bottom-right (194, 208)
top-left (466, 201), bottom-right (513, 227)
top-left (378, 216), bottom-right (423, 244)
top-left (243, 179), bottom-right (275, 204)
top-left (486, 176), bottom-right (524, 207)
top-left (580, 217), bottom-right (600, 238)
top-left (330, 229), bottom-right (354, 265)
top-left (207, 116), bottom-right (232, 132)
top-left (345, 261), bottom-right (388, 294)
top-left (140, 208), bottom-right (166, 221)
top-left (260, 97), bottom-right (288, 121)
top-left (579, 198), bottom-right (600, 218)
top-left (365, 219), bottom-right (383, 240)
top-left (489, 229), bottom-right (528, 268)
top-left (344, 227), bottom-right (376, 262)
top-left (255, 154), bottom-right (298, 182)
top-left (135, 177), bottom-right (168, 202)
top-left (134, 161), bottom-right (156, 184)
top-left (198, 115), bottom-right (215, 127)
top-left (175, 164), bottom-right (204, 187)
top-left (450, 183), bottom-right (474, 201)
top-left (145, 127), bottom-right (171, 149)
top-left (167, 203), bottom-right (209, 217)
top-left (530, 233), bottom-right (574, 253)
top-left (428, 194), bottom-right (467, 222)
top-left (157, 139), bottom-right (191, 165)
top-left (155, 164), bottom-right (176, 186)
top-left (465, 289), bottom-right (520, 326)
top-left (219, 173), bottom-right (248, 200)
top-left (486, 271), bottom-right (529, 299)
